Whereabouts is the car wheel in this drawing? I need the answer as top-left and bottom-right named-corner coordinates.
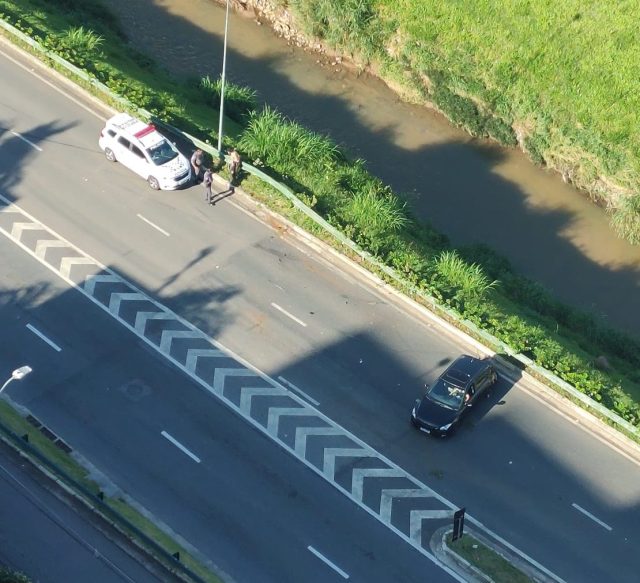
top-left (104, 148), bottom-right (116, 162)
top-left (147, 176), bottom-right (160, 190)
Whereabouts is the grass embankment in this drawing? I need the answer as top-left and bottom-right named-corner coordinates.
top-left (0, 401), bottom-right (221, 583)
top-left (285, 0), bottom-right (640, 243)
top-left (1, 0), bottom-right (639, 437)
top-left (447, 533), bottom-right (532, 583)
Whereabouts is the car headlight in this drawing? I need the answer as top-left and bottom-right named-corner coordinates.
top-left (411, 408), bottom-right (417, 418)
top-left (439, 422), bottom-right (453, 431)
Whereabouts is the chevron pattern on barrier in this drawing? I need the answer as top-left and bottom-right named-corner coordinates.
top-left (0, 198), bottom-right (459, 566)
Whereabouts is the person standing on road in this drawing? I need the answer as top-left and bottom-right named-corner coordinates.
top-left (228, 148), bottom-right (242, 186)
top-left (191, 148), bottom-right (203, 183)
top-left (203, 168), bottom-right (213, 204)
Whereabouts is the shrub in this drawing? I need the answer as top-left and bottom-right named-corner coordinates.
top-left (239, 107), bottom-right (339, 175)
top-left (198, 75), bottom-right (257, 122)
top-left (43, 26), bottom-right (103, 71)
top-left (430, 250), bottom-right (497, 310)
top-left (343, 185), bottom-right (409, 243)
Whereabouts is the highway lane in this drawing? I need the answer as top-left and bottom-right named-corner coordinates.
top-left (0, 439), bottom-right (176, 583)
top-left (0, 237), bottom-right (458, 583)
top-left (2, 39), bottom-right (640, 582)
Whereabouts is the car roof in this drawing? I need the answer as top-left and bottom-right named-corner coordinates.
top-left (441, 355), bottom-right (485, 388)
top-left (106, 113), bottom-right (165, 149)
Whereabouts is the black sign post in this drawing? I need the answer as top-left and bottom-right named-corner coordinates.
top-left (452, 507), bottom-right (466, 541)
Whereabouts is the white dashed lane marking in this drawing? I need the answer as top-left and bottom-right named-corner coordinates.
top-left (271, 302), bottom-right (307, 327)
top-left (26, 323), bottom-right (61, 352)
top-left (307, 546), bottom-right (349, 579)
top-left (10, 130), bottom-right (43, 151)
top-left (136, 214), bottom-right (170, 237)
top-left (161, 431), bottom-right (201, 463)
top-left (571, 503), bottom-right (612, 531)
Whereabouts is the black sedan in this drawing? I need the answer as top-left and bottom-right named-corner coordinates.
top-left (411, 355), bottom-right (498, 436)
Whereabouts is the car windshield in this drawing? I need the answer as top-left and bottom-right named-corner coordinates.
top-left (427, 380), bottom-right (465, 410)
top-left (147, 140), bottom-right (178, 165)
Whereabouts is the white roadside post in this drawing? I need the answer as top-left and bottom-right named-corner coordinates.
top-left (0, 366), bottom-right (33, 396)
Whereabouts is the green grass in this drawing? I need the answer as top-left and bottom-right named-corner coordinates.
top-left (284, 0), bottom-right (640, 240)
top-left (448, 533), bottom-right (532, 583)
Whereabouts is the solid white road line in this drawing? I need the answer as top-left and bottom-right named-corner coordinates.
top-left (161, 431), bottom-right (201, 463)
top-left (270, 302), bottom-right (307, 327)
top-left (10, 130), bottom-right (43, 152)
top-left (26, 323), bottom-right (61, 352)
top-left (136, 214), bottom-right (170, 237)
top-left (307, 546), bottom-right (349, 580)
top-left (278, 376), bottom-right (320, 406)
top-left (571, 503), bottom-right (613, 531)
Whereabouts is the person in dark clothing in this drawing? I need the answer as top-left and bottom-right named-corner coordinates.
top-left (203, 168), bottom-right (213, 204)
top-left (191, 148), bottom-right (203, 183)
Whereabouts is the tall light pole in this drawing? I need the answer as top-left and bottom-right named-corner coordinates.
top-left (0, 366), bottom-right (32, 396)
top-left (216, 0), bottom-right (230, 161)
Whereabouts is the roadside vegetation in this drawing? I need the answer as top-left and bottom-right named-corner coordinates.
top-left (281, 0), bottom-right (640, 244)
top-left (447, 533), bottom-right (532, 583)
top-left (1, 0), bottom-right (639, 439)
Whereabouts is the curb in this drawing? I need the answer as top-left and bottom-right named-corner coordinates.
top-left (431, 526), bottom-right (558, 583)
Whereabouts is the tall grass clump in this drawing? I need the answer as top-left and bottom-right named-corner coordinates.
top-left (342, 184), bottom-right (409, 250)
top-left (430, 250), bottom-right (497, 310)
top-left (239, 107), bottom-right (339, 178)
top-left (611, 195), bottom-right (640, 245)
top-left (43, 26), bottom-right (103, 70)
top-left (198, 75), bottom-right (257, 122)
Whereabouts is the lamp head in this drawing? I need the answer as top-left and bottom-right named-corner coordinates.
top-left (11, 366), bottom-right (32, 380)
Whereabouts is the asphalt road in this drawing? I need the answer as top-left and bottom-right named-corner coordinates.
top-left (1, 38), bottom-right (639, 583)
top-left (0, 439), bottom-right (176, 583)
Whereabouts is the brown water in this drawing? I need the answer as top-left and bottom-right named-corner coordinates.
top-left (106, 0), bottom-right (640, 336)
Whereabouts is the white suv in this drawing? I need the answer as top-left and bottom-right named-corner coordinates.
top-left (98, 113), bottom-right (192, 190)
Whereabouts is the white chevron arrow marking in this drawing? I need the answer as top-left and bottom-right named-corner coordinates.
top-left (294, 426), bottom-right (343, 458)
top-left (212, 368), bottom-right (258, 396)
top-left (159, 329), bottom-right (201, 354)
top-left (409, 509), bottom-right (454, 545)
top-left (134, 311), bottom-right (174, 334)
top-left (351, 468), bottom-right (406, 503)
top-left (10, 222), bottom-right (42, 240)
top-left (266, 407), bottom-right (312, 436)
top-left (323, 448), bottom-right (375, 480)
top-left (59, 257), bottom-right (96, 279)
top-left (239, 386), bottom-right (288, 415)
top-left (108, 292), bottom-right (146, 315)
top-left (185, 348), bottom-right (226, 374)
top-left (34, 239), bottom-right (69, 260)
top-left (0, 204), bottom-right (20, 213)
top-left (380, 489), bottom-right (438, 523)
top-left (84, 274), bottom-right (121, 296)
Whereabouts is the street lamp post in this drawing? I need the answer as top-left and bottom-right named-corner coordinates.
top-left (0, 366), bottom-right (33, 396)
top-left (216, 0), bottom-right (231, 162)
